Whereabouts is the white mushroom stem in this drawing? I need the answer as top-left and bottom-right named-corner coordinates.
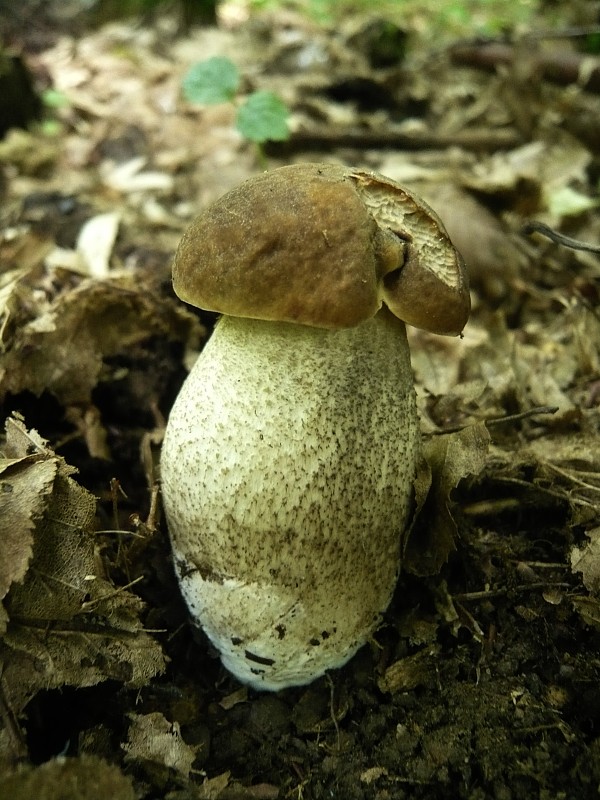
top-left (161, 309), bottom-right (419, 690)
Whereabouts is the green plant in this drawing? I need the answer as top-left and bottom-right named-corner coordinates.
top-left (182, 56), bottom-right (290, 160)
top-left (37, 87), bottom-right (71, 136)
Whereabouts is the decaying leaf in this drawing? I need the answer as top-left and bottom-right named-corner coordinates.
top-left (0, 454), bottom-right (57, 633)
top-left (0, 754), bottom-right (135, 800)
top-left (463, 134), bottom-right (591, 205)
top-left (377, 644), bottom-right (442, 694)
top-left (0, 416), bottom-right (165, 715)
top-left (123, 712), bottom-right (198, 785)
top-left (512, 433), bottom-right (600, 526)
top-left (571, 527), bottom-right (600, 595)
top-left (570, 595), bottom-right (600, 628)
top-left (0, 128), bottom-right (59, 175)
top-left (172, 770), bottom-right (232, 800)
top-left (360, 766), bottom-right (388, 785)
top-left (0, 268), bottom-right (201, 405)
top-left (413, 299), bottom-right (600, 435)
top-left (404, 423), bottom-right (491, 576)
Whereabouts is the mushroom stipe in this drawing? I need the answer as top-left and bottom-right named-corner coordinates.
top-left (161, 163), bottom-right (469, 690)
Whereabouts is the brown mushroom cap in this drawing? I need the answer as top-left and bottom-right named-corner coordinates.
top-left (173, 163), bottom-right (470, 335)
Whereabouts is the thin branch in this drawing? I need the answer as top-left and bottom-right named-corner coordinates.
top-left (455, 581), bottom-right (572, 601)
top-left (485, 406), bottom-right (559, 427)
top-left (430, 405), bottom-right (558, 435)
top-left (522, 221), bottom-right (600, 254)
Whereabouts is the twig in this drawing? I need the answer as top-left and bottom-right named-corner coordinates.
top-left (267, 126), bottom-right (522, 155)
top-left (326, 674), bottom-right (341, 751)
top-left (80, 575), bottom-right (145, 611)
top-left (484, 406), bottom-right (559, 427)
top-left (543, 461), bottom-right (600, 494)
top-left (431, 405), bottom-right (558, 435)
top-left (522, 221), bottom-right (600, 254)
top-left (455, 581), bottom-right (572, 601)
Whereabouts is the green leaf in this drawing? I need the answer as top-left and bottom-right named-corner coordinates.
top-left (182, 57), bottom-right (240, 105)
top-left (584, 32), bottom-right (600, 54)
top-left (236, 91), bottom-right (290, 144)
top-left (42, 88), bottom-right (70, 109)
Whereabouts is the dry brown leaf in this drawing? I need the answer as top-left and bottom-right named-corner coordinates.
top-left (0, 128), bottom-right (59, 175)
top-left (194, 771), bottom-right (231, 800)
top-left (0, 267), bottom-right (35, 348)
top-left (377, 645), bottom-right (442, 694)
top-left (570, 596), bottom-right (600, 628)
top-left (524, 434), bottom-right (600, 526)
top-left (0, 754), bottom-right (135, 800)
top-left (410, 318), bottom-right (509, 432)
top-left (123, 712), bottom-right (198, 785)
top-left (360, 766), bottom-right (388, 785)
top-left (6, 464), bottom-right (97, 622)
top-left (0, 416), bottom-right (165, 713)
top-left (571, 527), bottom-right (600, 595)
top-left (470, 431), bottom-right (600, 546)
top-left (415, 300), bottom-right (600, 432)
top-left (404, 423), bottom-right (491, 576)
top-left (0, 418), bottom-right (60, 632)
top-left (0, 271), bottom-right (200, 405)
top-left (0, 457), bottom-right (57, 631)
top-left (409, 327), bottom-right (473, 406)
top-left (463, 135), bottom-right (591, 204)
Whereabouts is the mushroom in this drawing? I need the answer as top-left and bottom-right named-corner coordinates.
top-left (161, 163), bottom-right (469, 691)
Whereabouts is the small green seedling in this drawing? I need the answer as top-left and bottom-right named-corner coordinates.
top-left (182, 56), bottom-right (289, 161)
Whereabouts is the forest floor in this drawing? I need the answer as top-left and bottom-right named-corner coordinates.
top-left (1, 3), bottom-right (600, 799)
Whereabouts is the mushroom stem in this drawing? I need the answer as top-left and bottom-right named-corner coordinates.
top-left (161, 309), bottom-right (419, 690)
